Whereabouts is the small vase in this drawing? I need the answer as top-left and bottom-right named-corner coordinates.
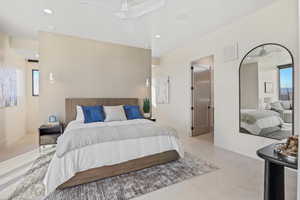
top-left (144, 113), bottom-right (151, 118)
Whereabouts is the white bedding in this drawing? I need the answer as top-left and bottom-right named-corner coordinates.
top-left (43, 119), bottom-right (183, 195)
top-left (241, 109), bottom-right (283, 135)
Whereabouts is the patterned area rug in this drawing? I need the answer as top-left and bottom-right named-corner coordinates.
top-left (9, 150), bottom-right (218, 200)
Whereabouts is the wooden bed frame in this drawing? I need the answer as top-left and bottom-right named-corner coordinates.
top-left (59, 98), bottom-right (179, 189)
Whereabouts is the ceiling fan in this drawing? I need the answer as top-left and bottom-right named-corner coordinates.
top-left (79, 0), bottom-right (166, 20)
top-left (247, 45), bottom-right (282, 58)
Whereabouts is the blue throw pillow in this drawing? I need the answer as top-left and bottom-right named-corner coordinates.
top-left (124, 105), bottom-right (143, 120)
top-left (81, 105), bottom-right (105, 123)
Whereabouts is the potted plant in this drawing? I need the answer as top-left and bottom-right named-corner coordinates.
top-left (143, 98), bottom-right (151, 118)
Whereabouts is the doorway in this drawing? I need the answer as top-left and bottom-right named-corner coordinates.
top-left (191, 55), bottom-right (214, 137)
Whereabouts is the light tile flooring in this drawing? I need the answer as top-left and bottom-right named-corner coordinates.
top-left (0, 133), bottom-right (38, 163)
top-left (0, 134), bottom-right (297, 200)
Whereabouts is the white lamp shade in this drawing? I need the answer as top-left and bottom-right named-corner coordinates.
top-left (145, 78), bottom-right (150, 87)
top-left (49, 72), bottom-right (55, 83)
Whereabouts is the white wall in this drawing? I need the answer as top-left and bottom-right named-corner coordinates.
top-left (256, 51), bottom-right (292, 106)
top-left (258, 62), bottom-right (279, 105)
top-left (39, 32), bottom-right (151, 123)
top-left (153, 0), bottom-right (298, 158)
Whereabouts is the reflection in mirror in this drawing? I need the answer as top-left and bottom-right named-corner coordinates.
top-left (239, 44), bottom-right (294, 140)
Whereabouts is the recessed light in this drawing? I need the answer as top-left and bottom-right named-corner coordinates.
top-left (43, 9), bottom-right (53, 15)
top-left (155, 34), bottom-right (161, 39)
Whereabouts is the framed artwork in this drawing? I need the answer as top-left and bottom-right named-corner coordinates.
top-left (0, 67), bottom-right (18, 108)
top-left (154, 76), bottom-right (169, 104)
top-left (264, 82), bottom-right (273, 94)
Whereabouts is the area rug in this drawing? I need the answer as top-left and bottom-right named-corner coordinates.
top-left (8, 150), bottom-right (218, 200)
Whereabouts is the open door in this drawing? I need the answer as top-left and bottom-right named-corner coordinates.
top-left (191, 63), bottom-right (213, 136)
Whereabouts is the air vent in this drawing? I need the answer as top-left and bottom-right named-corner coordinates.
top-left (114, 0), bottom-right (166, 19)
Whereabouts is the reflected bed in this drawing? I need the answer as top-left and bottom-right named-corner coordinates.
top-left (240, 109), bottom-right (283, 136)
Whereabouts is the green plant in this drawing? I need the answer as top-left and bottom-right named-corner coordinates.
top-left (143, 98), bottom-right (150, 113)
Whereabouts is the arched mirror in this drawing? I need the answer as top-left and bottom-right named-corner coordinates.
top-left (239, 43), bottom-right (294, 140)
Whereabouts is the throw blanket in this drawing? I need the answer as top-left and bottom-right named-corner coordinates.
top-left (241, 110), bottom-right (280, 124)
top-left (56, 119), bottom-right (178, 158)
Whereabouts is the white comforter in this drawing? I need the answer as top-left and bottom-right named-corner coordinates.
top-left (241, 109), bottom-right (283, 135)
top-left (43, 119), bottom-right (183, 195)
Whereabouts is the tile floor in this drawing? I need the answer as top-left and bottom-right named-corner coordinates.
top-left (0, 134), bottom-right (38, 163)
top-left (0, 133), bottom-right (297, 200)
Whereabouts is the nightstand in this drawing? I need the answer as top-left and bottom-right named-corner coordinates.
top-left (147, 118), bottom-right (156, 122)
top-left (39, 123), bottom-right (64, 148)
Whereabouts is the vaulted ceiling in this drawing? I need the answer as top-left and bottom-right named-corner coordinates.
top-left (0, 0), bottom-right (276, 57)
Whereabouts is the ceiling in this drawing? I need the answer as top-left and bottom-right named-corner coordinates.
top-left (0, 0), bottom-right (277, 57)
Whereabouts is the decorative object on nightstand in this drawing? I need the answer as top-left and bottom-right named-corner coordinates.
top-left (39, 123), bottom-right (63, 149)
top-left (143, 98), bottom-right (151, 118)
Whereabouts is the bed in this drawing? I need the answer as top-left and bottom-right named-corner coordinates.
top-left (43, 98), bottom-right (183, 195)
top-left (240, 109), bottom-right (283, 135)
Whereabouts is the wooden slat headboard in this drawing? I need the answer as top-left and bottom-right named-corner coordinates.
top-left (65, 98), bottom-right (139, 124)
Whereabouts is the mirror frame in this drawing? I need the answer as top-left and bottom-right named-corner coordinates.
top-left (239, 43), bottom-right (295, 139)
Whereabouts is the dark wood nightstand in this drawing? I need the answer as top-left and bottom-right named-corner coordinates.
top-left (39, 123), bottom-right (64, 148)
top-left (257, 144), bottom-right (297, 200)
top-left (147, 118), bottom-right (156, 122)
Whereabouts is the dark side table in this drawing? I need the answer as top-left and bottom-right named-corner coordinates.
top-left (39, 123), bottom-right (64, 148)
top-left (257, 144), bottom-right (297, 200)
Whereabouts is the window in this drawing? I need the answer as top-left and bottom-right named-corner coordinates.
top-left (32, 69), bottom-right (40, 96)
top-left (278, 65), bottom-right (293, 101)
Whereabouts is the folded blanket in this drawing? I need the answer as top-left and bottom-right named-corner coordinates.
top-left (56, 120), bottom-right (179, 158)
top-left (241, 110), bottom-right (280, 124)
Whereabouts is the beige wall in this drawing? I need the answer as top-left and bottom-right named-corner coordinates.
top-left (39, 32), bottom-right (151, 123)
top-left (0, 32), bottom-right (28, 146)
top-left (240, 63), bottom-right (259, 109)
top-left (26, 62), bottom-right (39, 135)
top-left (152, 0), bottom-right (298, 158)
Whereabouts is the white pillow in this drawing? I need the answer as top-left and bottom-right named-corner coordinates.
top-left (76, 105), bottom-right (84, 122)
top-left (270, 101), bottom-right (284, 112)
top-left (280, 101), bottom-right (291, 110)
top-left (104, 105), bottom-right (127, 122)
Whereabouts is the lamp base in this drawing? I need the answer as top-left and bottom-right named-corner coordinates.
top-left (143, 113), bottom-right (151, 118)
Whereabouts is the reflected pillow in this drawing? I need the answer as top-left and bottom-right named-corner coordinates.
top-left (280, 101), bottom-right (292, 110)
top-left (270, 102), bottom-right (284, 112)
top-left (124, 105), bottom-right (143, 120)
top-left (81, 105), bottom-right (105, 123)
top-left (104, 105), bottom-right (127, 122)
